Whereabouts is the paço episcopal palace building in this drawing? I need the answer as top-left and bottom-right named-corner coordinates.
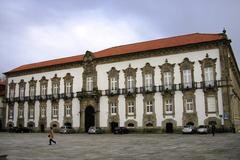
top-left (3, 31), bottom-right (240, 133)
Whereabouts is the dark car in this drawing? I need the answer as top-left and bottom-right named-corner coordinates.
top-left (88, 126), bottom-right (104, 134)
top-left (9, 127), bottom-right (32, 133)
top-left (113, 127), bottom-right (129, 134)
top-left (59, 126), bottom-right (75, 134)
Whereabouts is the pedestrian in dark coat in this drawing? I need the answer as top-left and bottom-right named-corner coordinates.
top-left (48, 127), bottom-right (56, 145)
top-left (211, 124), bottom-right (216, 136)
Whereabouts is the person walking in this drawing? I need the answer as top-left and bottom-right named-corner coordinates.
top-left (211, 124), bottom-right (216, 136)
top-left (48, 127), bottom-right (56, 145)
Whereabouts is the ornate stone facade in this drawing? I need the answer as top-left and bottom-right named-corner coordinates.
top-left (3, 32), bottom-right (240, 133)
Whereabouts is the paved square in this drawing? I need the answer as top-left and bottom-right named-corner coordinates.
top-left (0, 133), bottom-right (239, 160)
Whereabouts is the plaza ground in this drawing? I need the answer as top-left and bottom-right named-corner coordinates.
top-left (0, 133), bottom-right (239, 160)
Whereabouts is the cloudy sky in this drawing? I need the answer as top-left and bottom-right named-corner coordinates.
top-left (0, 0), bottom-right (239, 77)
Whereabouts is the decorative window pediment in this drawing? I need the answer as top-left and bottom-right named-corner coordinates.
top-left (51, 74), bottom-right (61, 96)
top-left (199, 54), bottom-right (217, 88)
top-left (63, 73), bottom-right (74, 96)
top-left (141, 63), bottom-right (155, 91)
top-left (83, 50), bottom-right (95, 62)
top-left (39, 76), bottom-right (48, 97)
top-left (82, 51), bottom-right (97, 92)
top-left (179, 58), bottom-right (195, 89)
top-left (18, 79), bottom-right (26, 100)
top-left (107, 67), bottom-right (120, 93)
top-left (159, 59), bottom-right (175, 91)
top-left (123, 64), bottom-right (137, 93)
top-left (29, 77), bottom-right (37, 99)
top-left (9, 80), bottom-right (16, 99)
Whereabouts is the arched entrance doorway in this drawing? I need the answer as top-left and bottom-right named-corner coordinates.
top-left (166, 122), bottom-right (173, 133)
top-left (85, 106), bottom-right (95, 132)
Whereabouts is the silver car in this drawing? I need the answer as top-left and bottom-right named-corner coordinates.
top-left (197, 125), bottom-right (209, 134)
top-left (59, 126), bottom-right (75, 134)
top-left (182, 125), bottom-right (195, 134)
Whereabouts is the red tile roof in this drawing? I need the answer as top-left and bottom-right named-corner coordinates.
top-left (6, 33), bottom-right (225, 74)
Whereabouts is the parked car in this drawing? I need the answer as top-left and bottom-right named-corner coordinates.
top-left (113, 127), bottom-right (129, 134)
top-left (59, 126), bottom-right (75, 134)
top-left (197, 125), bottom-right (209, 134)
top-left (182, 125), bottom-right (195, 134)
top-left (9, 127), bottom-right (32, 133)
top-left (88, 126), bottom-right (104, 134)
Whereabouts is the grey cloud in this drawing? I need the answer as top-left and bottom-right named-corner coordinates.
top-left (0, 0), bottom-right (239, 76)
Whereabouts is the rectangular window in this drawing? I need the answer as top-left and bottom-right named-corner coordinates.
top-left (41, 107), bottom-right (46, 118)
top-left (207, 96), bottom-right (216, 112)
top-left (52, 106), bottom-right (58, 118)
top-left (19, 108), bottom-right (23, 118)
top-left (66, 105), bottom-right (71, 117)
top-left (53, 83), bottom-right (58, 96)
top-left (127, 76), bottom-right (134, 92)
top-left (19, 87), bottom-right (25, 100)
top-left (10, 88), bottom-right (14, 99)
top-left (66, 82), bottom-right (72, 96)
top-left (204, 67), bottom-right (214, 86)
top-left (146, 100), bottom-right (153, 114)
top-left (29, 86), bottom-right (35, 98)
top-left (145, 74), bottom-right (153, 91)
top-left (110, 102), bottom-right (117, 115)
top-left (110, 77), bottom-right (117, 93)
top-left (29, 107), bottom-right (34, 118)
top-left (41, 84), bottom-right (47, 96)
top-left (183, 69), bottom-right (192, 88)
top-left (86, 76), bottom-right (93, 91)
top-left (128, 101), bottom-right (135, 115)
top-left (165, 98), bottom-right (173, 114)
top-left (163, 72), bottom-right (172, 89)
top-left (185, 98), bottom-right (193, 113)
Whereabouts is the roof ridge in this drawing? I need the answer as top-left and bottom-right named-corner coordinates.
top-left (5, 32), bottom-right (225, 74)
top-left (94, 32), bottom-right (221, 53)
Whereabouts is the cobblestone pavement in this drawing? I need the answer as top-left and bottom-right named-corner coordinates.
top-left (0, 133), bottom-right (239, 160)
